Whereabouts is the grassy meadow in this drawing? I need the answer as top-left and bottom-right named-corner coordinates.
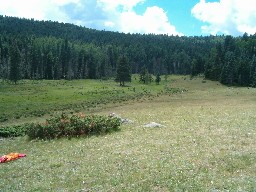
top-left (1, 76), bottom-right (256, 191)
top-left (0, 76), bottom-right (171, 126)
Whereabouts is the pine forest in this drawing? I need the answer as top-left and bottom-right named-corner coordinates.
top-left (0, 15), bottom-right (256, 87)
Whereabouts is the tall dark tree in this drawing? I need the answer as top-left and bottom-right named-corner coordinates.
top-left (238, 53), bottom-right (250, 86)
top-left (45, 51), bottom-right (54, 79)
top-left (224, 35), bottom-right (236, 52)
top-left (87, 49), bottom-right (97, 79)
top-left (155, 73), bottom-right (161, 85)
top-left (221, 51), bottom-right (235, 85)
top-left (205, 47), bottom-right (222, 81)
top-left (139, 65), bottom-right (153, 84)
top-left (250, 55), bottom-right (256, 87)
top-left (139, 65), bottom-right (147, 84)
top-left (116, 55), bottom-right (131, 86)
top-left (191, 58), bottom-right (199, 77)
top-left (60, 39), bottom-right (70, 79)
top-left (9, 41), bottom-right (21, 84)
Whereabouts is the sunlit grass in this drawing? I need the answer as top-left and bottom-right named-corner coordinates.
top-left (0, 76), bottom-right (170, 125)
top-left (1, 76), bottom-right (256, 191)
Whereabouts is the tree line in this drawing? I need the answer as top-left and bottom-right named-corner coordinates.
top-left (205, 34), bottom-right (256, 86)
top-left (0, 15), bottom-right (256, 86)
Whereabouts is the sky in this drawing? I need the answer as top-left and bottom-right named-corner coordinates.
top-left (0, 0), bottom-right (255, 36)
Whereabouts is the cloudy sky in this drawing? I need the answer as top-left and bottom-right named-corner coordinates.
top-left (0, 0), bottom-right (255, 36)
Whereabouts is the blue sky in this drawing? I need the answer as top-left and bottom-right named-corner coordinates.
top-left (0, 0), bottom-right (255, 36)
top-left (134, 0), bottom-right (203, 36)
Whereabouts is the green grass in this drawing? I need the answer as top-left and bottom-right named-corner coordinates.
top-left (0, 76), bottom-right (174, 125)
top-left (1, 76), bottom-right (256, 191)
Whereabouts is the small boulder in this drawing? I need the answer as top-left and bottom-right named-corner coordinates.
top-left (121, 118), bottom-right (134, 124)
top-left (109, 113), bottom-right (134, 124)
top-left (143, 122), bottom-right (166, 128)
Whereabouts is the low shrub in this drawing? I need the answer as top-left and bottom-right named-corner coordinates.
top-left (27, 113), bottom-right (122, 140)
top-left (0, 124), bottom-right (29, 137)
top-left (0, 114), bottom-right (8, 122)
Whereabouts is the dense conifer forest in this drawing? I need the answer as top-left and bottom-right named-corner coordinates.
top-left (0, 15), bottom-right (255, 86)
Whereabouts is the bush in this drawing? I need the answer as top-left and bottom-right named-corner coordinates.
top-left (0, 124), bottom-right (29, 137)
top-left (27, 113), bottom-right (121, 140)
top-left (0, 115), bottom-right (8, 122)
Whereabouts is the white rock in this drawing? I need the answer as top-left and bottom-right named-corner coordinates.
top-left (143, 122), bottom-right (166, 128)
top-left (109, 113), bottom-right (133, 124)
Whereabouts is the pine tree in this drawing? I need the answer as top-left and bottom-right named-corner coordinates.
top-left (45, 51), bottom-right (54, 79)
top-left (145, 71), bottom-right (153, 84)
top-left (251, 72), bottom-right (256, 87)
top-left (9, 41), bottom-right (21, 84)
top-left (139, 65), bottom-right (147, 83)
top-left (116, 55), bottom-right (131, 86)
top-left (155, 73), bottom-right (161, 85)
top-left (250, 55), bottom-right (256, 87)
top-left (191, 58), bottom-right (198, 77)
top-left (221, 51), bottom-right (235, 85)
top-left (139, 65), bottom-right (153, 84)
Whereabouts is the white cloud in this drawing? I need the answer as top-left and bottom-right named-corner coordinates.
top-left (96, 1), bottom-right (182, 35)
top-left (0, 0), bottom-right (182, 36)
top-left (97, 0), bottom-right (145, 11)
top-left (53, 0), bottom-right (80, 6)
top-left (0, 0), bottom-right (46, 20)
top-left (104, 21), bottom-right (115, 28)
top-left (119, 6), bottom-right (183, 36)
top-left (191, 0), bottom-right (256, 35)
top-left (0, 0), bottom-right (77, 21)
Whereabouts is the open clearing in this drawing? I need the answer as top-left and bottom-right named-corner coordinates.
top-left (0, 76), bottom-right (168, 125)
top-left (1, 77), bottom-right (256, 191)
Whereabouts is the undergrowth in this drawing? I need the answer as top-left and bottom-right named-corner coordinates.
top-left (0, 113), bottom-right (121, 140)
top-left (0, 124), bottom-right (29, 137)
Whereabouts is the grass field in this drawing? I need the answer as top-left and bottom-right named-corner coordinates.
top-left (1, 76), bottom-right (256, 191)
top-left (0, 76), bottom-right (172, 126)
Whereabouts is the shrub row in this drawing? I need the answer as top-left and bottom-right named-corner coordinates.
top-left (0, 113), bottom-right (122, 140)
top-left (0, 124), bottom-right (29, 137)
top-left (27, 113), bottom-right (121, 140)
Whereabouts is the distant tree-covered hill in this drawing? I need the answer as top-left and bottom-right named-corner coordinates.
top-left (0, 15), bottom-right (255, 86)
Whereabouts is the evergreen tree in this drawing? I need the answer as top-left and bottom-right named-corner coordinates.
top-left (139, 65), bottom-right (153, 84)
top-left (238, 53), bottom-right (250, 86)
top-left (251, 72), bottom-right (256, 87)
top-left (45, 51), bottom-right (54, 79)
top-left (139, 65), bottom-right (147, 84)
top-left (60, 39), bottom-right (70, 79)
top-left (224, 35), bottom-right (236, 52)
top-left (155, 73), bottom-right (161, 85)
top-left (9, 41), bottom-right (21, 84)
top-left (221, 51), bottom-right (235, 85)
top-left (191, 58), bottom-right (199, 77)
top-left (116, 55), bottom-right (131, 86)
top-left (87, 50), bottom-right (97, 79)
top-left (250, 55), bottom-right (256, 85)
top-left (145, 71), bottom-right (153, 84)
